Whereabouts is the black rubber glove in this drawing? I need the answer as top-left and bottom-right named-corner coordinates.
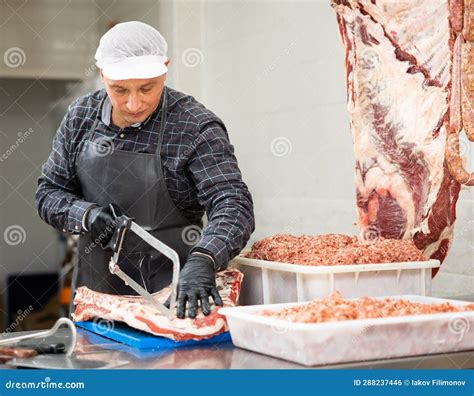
top-left (86, 204), bottom-right (123, 248)
top-left (176, 253), bottom-right (223, 319)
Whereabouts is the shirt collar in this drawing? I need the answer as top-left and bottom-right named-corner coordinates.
top-left (100, 95), bottom-right (113, 126)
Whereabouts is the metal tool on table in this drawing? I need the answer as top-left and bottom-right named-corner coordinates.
top-left (0, 318), bottom-right (129, 369)
top-left (0, 317), bottom-right (77, 360)
top-left (106, 206), bottom-right (179, 320)
top-left (6, 354), bottom-right (129, 369)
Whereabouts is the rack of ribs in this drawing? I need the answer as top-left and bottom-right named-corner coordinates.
top-left (72, 269), bottom-right (243, 341)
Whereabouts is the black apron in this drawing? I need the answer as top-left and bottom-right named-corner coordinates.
top-left (70, 89), bottom-right (201, 310)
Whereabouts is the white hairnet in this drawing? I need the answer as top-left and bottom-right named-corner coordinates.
top-left (95, 21), bottom-right (168, 80)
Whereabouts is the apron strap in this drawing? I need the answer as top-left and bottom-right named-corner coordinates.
top-left (84, 94), bottom-right (107, 141)
top-left (156, 87), bottom-right (168, 158)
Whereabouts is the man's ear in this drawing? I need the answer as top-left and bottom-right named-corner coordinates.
top-left (99, 69), bottom-right (105, 83)
top-left (164, 57), bottom-right (171, 67)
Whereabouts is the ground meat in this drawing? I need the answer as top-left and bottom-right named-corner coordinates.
top-left (259, 292), bottom-right (474, 323)
top-left (245, 234), bottom-right (427, 265)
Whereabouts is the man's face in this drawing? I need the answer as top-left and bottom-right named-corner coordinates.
top-left (101, 72), bottom-right (166, 127)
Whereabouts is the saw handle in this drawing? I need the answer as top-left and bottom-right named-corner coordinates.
top-left (103, 205), bottom-right (134, 252)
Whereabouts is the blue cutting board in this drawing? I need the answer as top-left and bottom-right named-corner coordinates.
top-left (75, 321), bottom-right (231, 349)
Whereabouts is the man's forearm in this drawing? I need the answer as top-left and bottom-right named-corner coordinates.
top-left (193, 189), bottom-right (255, 271)
top-left (36, 177), bottom-right (96, 234)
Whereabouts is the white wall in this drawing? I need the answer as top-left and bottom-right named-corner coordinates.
top-left (202, 0), bottom-right (355, 239)
top-left (162, 0), bottom-right (473, 297)
top-left (0, 0), bottom-right (98, 79)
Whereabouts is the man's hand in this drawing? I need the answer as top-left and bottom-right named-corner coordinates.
top-left (175, 253), bottom-right (223, 319)
top-left (86, 203), bottom-right (123, 248)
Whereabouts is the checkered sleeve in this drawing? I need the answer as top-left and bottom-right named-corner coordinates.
top-left (35, 108), bottom-right (96, 234)
top-left (188, 121), bottom-right (255, 270)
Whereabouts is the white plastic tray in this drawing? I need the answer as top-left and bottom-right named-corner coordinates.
top-left (220, 295), bottom-right (474, 366)
top-left (232, 256), bottom-right (440, 304)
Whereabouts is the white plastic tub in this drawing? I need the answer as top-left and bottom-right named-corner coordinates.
top-left (220, 296), bottom-right (474, 366)
top-left (231, 256), bottom-right (440, 305)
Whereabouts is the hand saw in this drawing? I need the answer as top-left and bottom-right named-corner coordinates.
top-left (106, 205), bottom-right (178, 319)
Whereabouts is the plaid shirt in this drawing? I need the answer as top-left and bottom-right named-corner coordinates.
top-left (35, 87), bottom-right (255, 269)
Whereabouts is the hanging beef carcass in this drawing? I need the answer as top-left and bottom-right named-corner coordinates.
top-left (331, 0), bottom-right (474, 275)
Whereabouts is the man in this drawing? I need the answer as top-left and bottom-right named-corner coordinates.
top-left (35, 21), bottom-right (255, 319)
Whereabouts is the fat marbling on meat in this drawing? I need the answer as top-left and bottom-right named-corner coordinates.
top-left (331, 0), bottom-right (474, 275)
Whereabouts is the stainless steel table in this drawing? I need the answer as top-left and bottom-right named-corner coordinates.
top-left (1, 293), bottom-right (472, 369)
top-left (0, 326), bottom-right (472, 369)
